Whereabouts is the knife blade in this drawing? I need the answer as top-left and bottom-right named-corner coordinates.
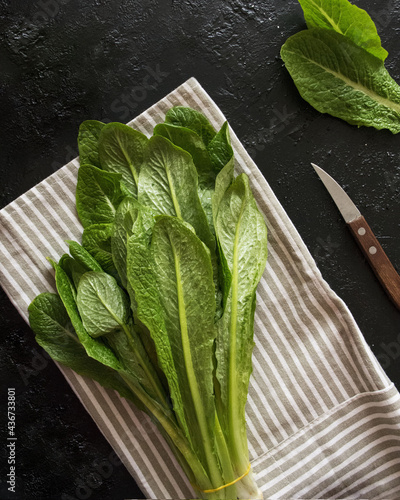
top-left (312, 163), bottom-right (400, 310)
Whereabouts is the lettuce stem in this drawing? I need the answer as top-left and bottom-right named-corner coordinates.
top-left (120, 372), bottom-right (214, 492)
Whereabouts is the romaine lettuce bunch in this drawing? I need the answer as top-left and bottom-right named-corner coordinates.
top-left (29, 107), bottom-right (267, 499)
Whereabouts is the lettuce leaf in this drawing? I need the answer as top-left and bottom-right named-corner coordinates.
top-left (298, 0), bottom-right (388, 61)
top-left (281, 28), bottom-right (400, 133)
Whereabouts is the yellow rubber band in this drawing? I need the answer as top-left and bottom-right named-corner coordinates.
top-left (197, 463), bottom-right (252, 494)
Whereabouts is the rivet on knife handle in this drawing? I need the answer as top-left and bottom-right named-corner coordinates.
top-left (348, 215), bottom-right (400, 310)
top-left (312, 163), bottom-right (400, 310)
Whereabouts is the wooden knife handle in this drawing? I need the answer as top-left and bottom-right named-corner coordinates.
top-left (348, 216), bottom-right (400, 310)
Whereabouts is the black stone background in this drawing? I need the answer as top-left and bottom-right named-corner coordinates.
top-left (1, 0), bottom-right (399, 499)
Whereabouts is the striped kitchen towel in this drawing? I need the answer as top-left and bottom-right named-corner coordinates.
top-left (1, 77), bottom-right (400, 499)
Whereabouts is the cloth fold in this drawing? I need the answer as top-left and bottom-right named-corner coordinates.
top-left (1, 78), bottom-right (400, 499)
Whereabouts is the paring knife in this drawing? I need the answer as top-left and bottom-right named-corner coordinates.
top-left (312, 163), bottom-right (400, 310)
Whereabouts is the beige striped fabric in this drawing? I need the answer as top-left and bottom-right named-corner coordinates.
top-left (1, 77), bottom-right (400, 499)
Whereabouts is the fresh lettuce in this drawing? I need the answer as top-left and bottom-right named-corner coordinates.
top-left (29, 107), bottom-right (268, 499)
top-left (281, 0), bottom-right (400, 133)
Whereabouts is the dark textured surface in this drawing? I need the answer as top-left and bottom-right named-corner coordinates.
top-left (1, 1), bottom-right (399, 499)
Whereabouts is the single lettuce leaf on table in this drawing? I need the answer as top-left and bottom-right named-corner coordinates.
top-left (281, 28), bottom-right (400, 133)
top-left (298, 0), bottom-right (388, 61)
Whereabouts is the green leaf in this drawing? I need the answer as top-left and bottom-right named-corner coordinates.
top-left (153, 123), bottom-right (214, 185)
top-left (214, 173), bottom-right (268, 471)
top-left (58, 253), bottom-right (86, 291)
top-left (281, 28), bottom-right (400, 133)
top-left (77, 271), bottom-right (169, 408)
top-left (77, 271), bottom-right (130, 338)
top-left (128, 216), bottom-right (221, 483)
top-left (165, 106), bottom-right (216, 146)
top-left (212, 158), bottom-right (235, 309)
top-left (153, 121), bottom-right (233, 236)
top-left (67, 240), bottom-right (103, 273)
top-left (152, 122), bottom-right (216, 233)
top-left (298, 0), bottom-right (388, 61)
top-left (82, 224), bottom-right (120, 283)
top-left (28, 292), bottom-right (134, 401)
top-left (111, 197), bottom-right (155, 288)
top-left (138, 135), bottom-right (222, 315)
top-left (50, 262), bottom-right (156, 425)
top-left (98, 123), bottom-right (148, 197)
top-left (207, 122), bottom-right (233, 173)
top-left (111, 199), bottom-right (166, 387)
top-left (127, 228), bottom-right (189, 431)
top-left (138, 135), bottom-right (214, 252)
top-left (112, 322), bottom-right (168, 404)
top-left (126, 236), bottom-right (209, 484)
top-left (29, 292), bottom-right (79, 364)
top-left (78, 120), bottom-right (105, 169)
top-left (151, 217), bottom-right (221, 482)
top-left (52, 261), bottom-right (122, 370)
top-left (212, 158), bottom-right (235, 228)
top-left (76, 164), bottom-right (127, 227)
